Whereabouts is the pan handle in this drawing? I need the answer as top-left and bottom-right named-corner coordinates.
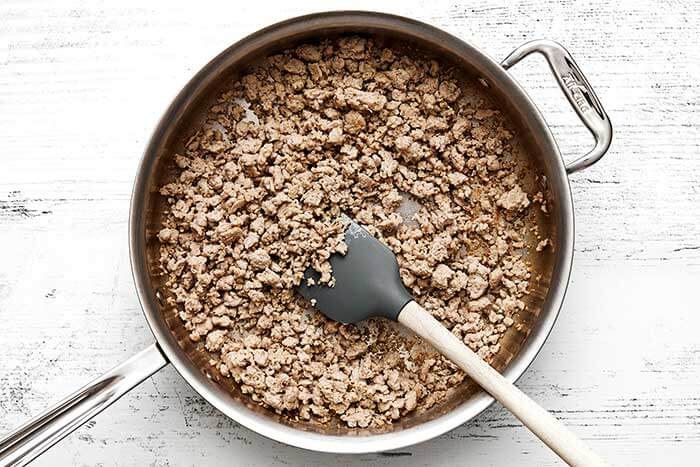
top-left (0, 343), bottom-right (168, 466)
top-left (501, 39), bottom-right (613, 174)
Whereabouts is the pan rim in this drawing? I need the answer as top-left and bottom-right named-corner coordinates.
top-left (128, 10), bottom-right (574, 454)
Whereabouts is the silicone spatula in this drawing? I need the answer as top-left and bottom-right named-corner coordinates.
top-left (298, 219), bottom-right (605, 466)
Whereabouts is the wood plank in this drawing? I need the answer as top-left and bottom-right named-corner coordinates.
top-left (1, 0), bottom-right (698, 465)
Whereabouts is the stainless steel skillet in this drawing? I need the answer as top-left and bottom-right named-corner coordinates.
top-left (0, 11), bottom-right (611, 465)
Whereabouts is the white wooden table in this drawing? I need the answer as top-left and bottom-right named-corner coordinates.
top-left (2, 1), bottom-right (699, 465)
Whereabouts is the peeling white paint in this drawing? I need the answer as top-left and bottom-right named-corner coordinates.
top-left (1, 0), bottom-right (699, 465)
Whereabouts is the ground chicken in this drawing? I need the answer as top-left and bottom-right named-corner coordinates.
top-left (156, 36), bottom-right (547, 429)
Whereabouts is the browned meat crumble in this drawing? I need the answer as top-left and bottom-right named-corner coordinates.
top-left (157, 36), bottom-right (546, 428)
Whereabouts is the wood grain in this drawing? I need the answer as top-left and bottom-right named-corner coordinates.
top-left (398, 301), bottom-right (607, 466)
top-left (1, 0), bottom-right (699, 465)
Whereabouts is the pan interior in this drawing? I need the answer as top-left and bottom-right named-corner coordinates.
top-left (135, 16), bottom-right (563, 439)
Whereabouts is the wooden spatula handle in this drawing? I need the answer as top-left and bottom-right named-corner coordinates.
top-left (398, 301), bottom-right (606, 466)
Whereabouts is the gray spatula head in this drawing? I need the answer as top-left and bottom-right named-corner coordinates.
top-left (297, 220), bottom-right (413, 324)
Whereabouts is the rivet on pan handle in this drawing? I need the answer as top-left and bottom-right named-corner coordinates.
top-left (502, 40), bottom-right (613, 174)
top-left (0, 344), bottom-right (168, 467)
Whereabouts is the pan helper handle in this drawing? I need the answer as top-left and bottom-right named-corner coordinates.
top-left (502, 40), bottom-right (612, 174)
